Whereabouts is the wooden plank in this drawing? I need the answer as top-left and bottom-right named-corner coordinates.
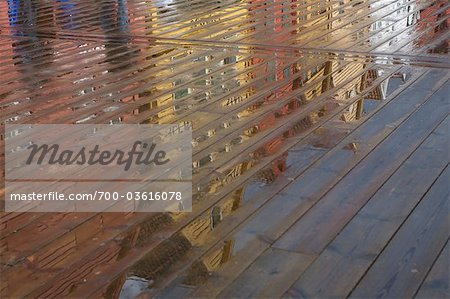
top-left (0, 54), bottom-right (324, 251)
top-left (191, 71), bottom-right (448, 298)
top-left (0, 54), bottom-right (358, 274)
top-left (9, 0), bottom-right (346, 126)
top-left (33, 244), bottom-right (121, 298)
top-left (285, 115), bottom-right (450, 298)
top-left (349, 166), bottom-right (450, 298)
top-left (0, 213), bottom-right (93, 265)
top-left (415, 240), bottom-right (450, 299)
top-left (149, 137), bottom-right (333, 297)
top-left (0, 213), bottom-right (149, 298)
top-left (0, 213), bottom-right (44, 237)
top-left (273, 79), bottom-right (449, 255)
top-left (319, 1), bottom-right (448, 51)
top-left (76, 65), bottom-right (404, 297)
top-left (156, 285), bottom-right (195, 299)
top-left (218, 248), bottom-right (315, 299)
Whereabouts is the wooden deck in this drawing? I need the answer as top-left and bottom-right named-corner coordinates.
top-left (192, 75), bottom-right (449, 299)
top-left (0, 0), bottom-right (449, 298)
top-left (155, 70), bottom-right (449, 299)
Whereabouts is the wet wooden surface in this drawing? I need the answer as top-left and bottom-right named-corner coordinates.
top-left (189, 72), bottom-right (449, 299)
top-left (0, 0), bottom-right (449, 298)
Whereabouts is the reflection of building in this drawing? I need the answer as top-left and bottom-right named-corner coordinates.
top-left (0, 2), bottom-right (14, 90)
top-left (2, 1), bottom-right (395, 298)
top-left (116, 185), bottom-right (245, 291)
top-left (56, 0), bottom-right (78, 29)
top-left (8, 1), bottom-right (56, 86)
top-left (181, 187), bottom-right (243, 246)
top-left (183, 239), bottom-right (235, 286)
top-left (366, 69), bottom-right (389, 100)
top-left (175, 57), bottom-right (390, 293)
top-left (416, 2), bottom-right (449, 52)
top-left (39, 56), bottom-right (389, 299)
top-left (331, 62), bottom-right (366, 121)
top-left (194, 54), bottom-right (387, 197)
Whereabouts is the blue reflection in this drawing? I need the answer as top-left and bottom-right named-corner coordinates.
top-left (58, 0), bottom-right (78, 29)
top-left (8, 0), bottom-right (35, 28)
top-left (7, 0), bottom-right (54, 84)
top-left (117, 0), bottom-right (130, 30)
top-left (100, 0), bottom-right (130, 35)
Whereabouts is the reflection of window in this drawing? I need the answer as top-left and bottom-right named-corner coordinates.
top-left (346, 90), bottom-right (357, 99)
top-left (223, 56), bottom-right (237, 65)
top-left (168, 121), bottom-right (191, 134)
top-left (211, 206), bottom-right (222, 229)
top-left (174, 88), bottom-right (190, 99)
top-left (310, 66), bottom-right (319, 77)
top-left (407, 11), bottom-right (419, 26)
top-left (293, 77), bottom-right (303, 90)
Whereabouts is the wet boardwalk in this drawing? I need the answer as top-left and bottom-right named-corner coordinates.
top-left (0, 0), bottom-right (449, 298)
